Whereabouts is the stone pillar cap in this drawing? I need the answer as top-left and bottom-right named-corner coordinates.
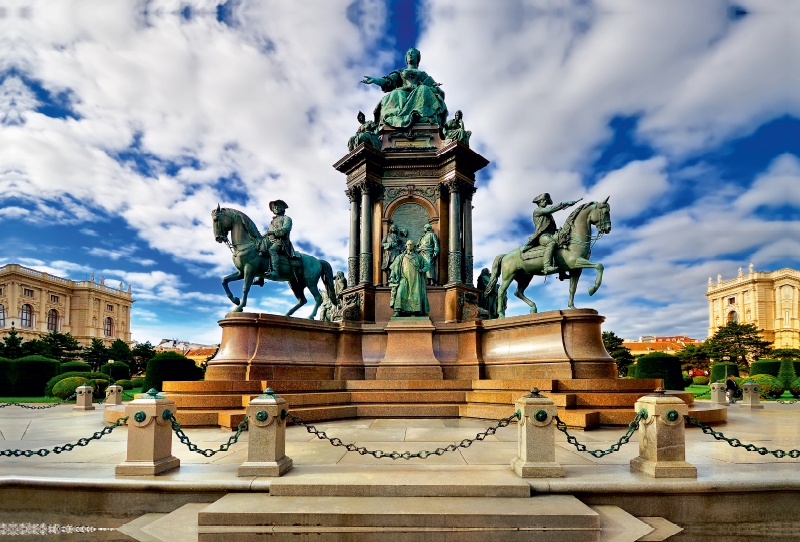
top-left (128, 389), bottom-right (174, 404)
top-left (250, 388), bottom-right (287, 406)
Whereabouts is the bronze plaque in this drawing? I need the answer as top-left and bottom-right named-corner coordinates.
top-left (391, 202), bottom-right (430, 245)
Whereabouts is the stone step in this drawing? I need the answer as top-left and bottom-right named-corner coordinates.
top-left (168, 394), bottom-right (247, 409)
top-left (346, 380), bottom-right (473, 390)
top-left (470, 379), bottom-right (557, 391)
top-left (466, 390), bottom-right (575, 407)
top-left (349, 390), bottom-right (467, 403)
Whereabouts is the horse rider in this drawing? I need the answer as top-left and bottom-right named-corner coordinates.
top-left (522, 193), bottom-right (578, 275)
top-left (264, 199), bottom-right (297, 279)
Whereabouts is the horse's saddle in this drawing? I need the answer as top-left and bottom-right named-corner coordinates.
top-left (272, 253), bottom-right (303, 272)
top-left (520, 245), bottom-right (547, 261)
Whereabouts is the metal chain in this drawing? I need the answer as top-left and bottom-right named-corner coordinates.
top-left (0, 393), bottom-right (77, 410)
top-left (554, 411), bottom-right (645, 458)
top-left (684, 415), bottom-right (800, 458)
top-left (776, 399), bottom-right (799, 404)
top-left (285, 411), bottom-right (521, 460)
top-left (165, 412), bottom-right (248, 457)
top-left (0, 416), bottom-right (129, 458)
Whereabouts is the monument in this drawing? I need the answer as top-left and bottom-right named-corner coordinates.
top-left (166, 47), bottom-right (723, 430)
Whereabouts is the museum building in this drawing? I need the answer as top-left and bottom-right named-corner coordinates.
top-left (0, 263), bottom-right (133, 345)
top-left (706, 265), bottom-right (800, 349)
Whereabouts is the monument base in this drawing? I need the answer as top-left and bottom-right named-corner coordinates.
top-left (237, 457), bottom-right (293, 477)
top-left (630, 457), bottom-right (698, 479)
top-left (115, 456), bottom-right (180, 476)
top-left (511, 458), bottom-right (565, 478)
top-left (375, 317), bottom-right (443, 380)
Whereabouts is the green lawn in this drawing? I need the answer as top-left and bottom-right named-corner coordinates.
top-left (686, 384), bottom-right (797, 401)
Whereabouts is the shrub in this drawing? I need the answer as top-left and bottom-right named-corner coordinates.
top-left (777, 358), bottom-right (797, 389)
top-left (44, 371), bottom-right (107, 397)
top-left (710, 363), bottom-right (739, 383)
top-left (143, 351), bottom-right (203, 392)
top-left (0, 355), bottom-right (61, 396)
top-left (115, 379), bottom-right (134, 390)
top-left (89, 379), bottom-right (110, 398)
top-left (61, 361), bottom-right (92, 373)
top-left (748, 374), bottom-right (784, 398)
top-left (692, 376), bottom-right (709, 385)
top-left (100, 361), bottom-right (131, 381)
top-left (733, 376), bottom-right (745, 388)
top-left (628, 364), bottom-right (637, 378)
top-left (682, 374), bottom-right (693, 387)
top-left (632, 352), bottom-right (685, 390)
top-left (749, 359), bottom-right (781, 377)
top-left (790, 378), bottom-right (800, 399)
top-left (131, 377), bottom-right (145, 388)
top-left (52, 377), bottom-right (90, 400)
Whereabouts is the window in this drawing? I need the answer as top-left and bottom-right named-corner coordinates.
top-left (0, 304), bottom-right (5, 327)
top-left (20, 304), bottom-right (33, 328)
top-left (727, 311), bottom-right (738, 324)
top-left (50, 294), bottom-right (59, 303)
top-left (0, 287), bottom-right (4, 296)
top-left (106, 304), bottom-right (114, 312)
top-left (728, 297), bottom-right (735, 305)
top-left (47, 309), bottom-right (59, 331)
top-left (23, 288), bottom-right (34, 297)
top-left (104, 317), bottom-right (114, 337)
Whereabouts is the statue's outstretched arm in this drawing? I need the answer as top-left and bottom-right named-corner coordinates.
top-left (361, 76), bottom-right (388, 87)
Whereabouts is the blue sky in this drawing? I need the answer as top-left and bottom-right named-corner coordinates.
top-left (2, 0), bottom-right (799, 344)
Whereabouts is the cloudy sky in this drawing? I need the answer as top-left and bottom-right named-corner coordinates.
top-left (2, 0), bottom-right (799, 344)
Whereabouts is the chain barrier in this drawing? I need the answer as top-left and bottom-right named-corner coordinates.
top-left (164, 412), bottom-right (248, 457)
top-left (285, 411), bottom-right (521, 460)
top-left (684, 415), bottom-right (800, 458)
top-left (776, 399), bottom-right (799, 404)
top-left (554, 411), bottom-right (645, 458)
top-left (0, 393), bottom-right (78, 410)
top-left (0, 416), bottom-right (129, 458)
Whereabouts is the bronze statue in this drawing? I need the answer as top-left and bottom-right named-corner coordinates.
top-left (347, 111), bottom-right (381, 152)
top-left (389, 240), bottom-right (430, 317)
top-left (416, 223), bottom-right (439, 285)
top-left (522, 193), bottom-right (579, 275)
top-left (443, 110), bottom-right (471, 147)
top-left (477, 268), bottom-right (498, 319)
top-left (212, 205), bottom-right (337, 317)
top-left (261, 200), bottom-right (297, 280)
top-left (318, 291), bottom-right (334, 322)
top-left (334, 271), bottom-right (348, 299)
top-left (485, 198), bottom-right (611, 317)
top-left (381, 224), bottom-right (404, 285)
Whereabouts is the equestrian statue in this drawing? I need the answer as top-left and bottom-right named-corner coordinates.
top-left (485, 195), bottom-right (612, 318)
top-left (212, 201), bottom-right (337, 318)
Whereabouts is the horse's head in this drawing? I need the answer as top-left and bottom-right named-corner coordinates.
top-left (590, 196), bottom-right (612, 235)
top-left (212, 204), bottom-right (231, 244)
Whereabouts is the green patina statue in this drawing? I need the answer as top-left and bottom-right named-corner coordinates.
top-left (443, 110), bottom-right (471, 147)
top-left (347, 111), bottom-right (381, 152)
top-left (361, 47), bottom-right (448, 130)
top-left (416, 223), bottom-right (439, 286)
top-left (485, 197), bottom-right (612, 317)
top-left (389, 240), bottom-right (430, 317)
top-left (522, 193), bottom-right (580, 275)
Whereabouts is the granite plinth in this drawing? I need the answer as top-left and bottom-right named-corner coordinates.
top-left (375, 317), bottom-right (443, 380)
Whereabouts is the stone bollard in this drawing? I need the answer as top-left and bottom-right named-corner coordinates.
top-left (73, 385), bottom-right (95, 411)
top-left (630, 391), bottom-right (697, 478)
top-left (115, 389), bottom-right (180, 476)
top-left (739, 381), bottom-right (764, 410)
top-left (710, 381), bottom-right (728, 406)
top-left (511, 388), bottom-right (564, 478)
top-left (238, 388), bottom-right (293, 477)
top-left (105, 385), bottom-right (123, 406)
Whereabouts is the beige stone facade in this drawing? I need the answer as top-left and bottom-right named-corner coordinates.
top-left (705, 266), bottom-right (800, 349)
top-left (0, 263), bottom-right (134, 345)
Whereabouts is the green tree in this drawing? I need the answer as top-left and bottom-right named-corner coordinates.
top-left (20, 337), bottom-right (52, 358)
top-left (777, 358), bottom-right (797, 389)
top-left (770, 348), bottom-right (800, 360)
top-left (704, 321), bottom-right (772, 368)
top-left (677, 343), bottom-right (709, 370)
top-left (0, 330), bottom-right (24, 359)
top-left (82, 338), bottom-right (109, 371)
top-left (602, 331), bottom-right (634, 376)
top-left (108, 339), bottom-right (133, 365)
top-left (40, 331), bottom-right (83, 363)
top-left (131, 341), bottom-right (157, 376)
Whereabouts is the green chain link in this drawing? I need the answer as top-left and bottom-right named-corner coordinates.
top-left (165, 412), bottom-right (248, 457)
top-left (0, 393), bottom-right (77, 410)
top-left (554, 411), bottom-right (645, 458)
top-left (0, 416), bottom-right (129, 458)
top-left (286, 411), bottom-right (521, 460)
top-left (685, 415), bottom-right (800, 458)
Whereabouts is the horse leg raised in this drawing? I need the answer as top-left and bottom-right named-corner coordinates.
top-left (567, 268), bottom-right (583, 309)
top-left (285, 280), bottom-right (307, 317)
top-left (222, 269), bottom-right (243, 306)
top-left (305, 281), bottom-right (323, 320)
top-left (572, 257), bottom-right (604, 297)
top-left (513, 272), bottom-right (537, 314)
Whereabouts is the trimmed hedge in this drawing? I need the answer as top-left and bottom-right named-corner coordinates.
top-left (748, 374), bottom-right (784, 398)
top-left (100, 361), bottom-right (131, 381)
top-left (143, 351), bottom-right (203, 393)
top-left (777, 358), bottom-right (797, 388)
top-left (628, 364), bottom-right (637, 378)
top-left (115, 379), bottom-right (134, 390)
top-left (0, 356), bottom-right (61, 396)
top-left (132, 377), bottom-right (145, 388)
top-left (682, 374), bottom-right (693, 388)
top-left (750, 359), bottom-right (781, 377)
top-left (692, 376), bottom-right (709, 385)
top-left (632, 352), bottom-right (685, 390)
top-left (61, 361), bottom-right (92, 373)
top-left (52, 377), bottom-right (90, 400)
top-left (45, 371), bottom-right (108, 397)
top-left (710, 363), bottom-right (739, 383)
top-left (790, 378), bottom-right (800, 399)
top-left (91, 379), bottom-right (110, 398)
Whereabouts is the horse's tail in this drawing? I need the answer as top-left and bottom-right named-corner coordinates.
top-left (485, 253), bottom-right (505, 294)
top-left (320, 259), bottom-right (337, 304)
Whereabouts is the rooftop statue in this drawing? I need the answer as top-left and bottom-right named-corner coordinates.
top-left (484, 197), bottom-right (612, 318)
top-left (347, 111), bottom-right (381, 152)
top-left (443, 110), bottom-right (471, 147)
top-left (361, 47), bottom-right (448, 130)
top-left (212, 204), bottom-right (337, 318)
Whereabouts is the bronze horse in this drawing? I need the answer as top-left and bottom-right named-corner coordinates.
top-left (485, 198), bottom-right (611, 317)
top-left (212, 206), bottom-right (336, 318)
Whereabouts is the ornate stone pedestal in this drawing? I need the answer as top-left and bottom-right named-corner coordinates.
top-left (375, 317), bottom-right (443, 380)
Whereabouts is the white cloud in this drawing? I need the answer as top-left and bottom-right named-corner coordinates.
top-left (585, 157), bottom-right (669, 219)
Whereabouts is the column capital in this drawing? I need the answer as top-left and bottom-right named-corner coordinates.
top-left (353, 179), bottom-right (382, 197)
top-left (441, 178), bottom-right (471, 195)
top-left (345, 187), bottom-right (360, 202)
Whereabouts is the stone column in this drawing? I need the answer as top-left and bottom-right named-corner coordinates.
top-left (73, 385), bottom-right (95, 411)
top-left (106, 384), bottom-right (123, 406)
top-left (710, 381), bottom-right (728, 406)
top-left (446, 181), bottom-right (462, 284)
top-left (462, 187), bottom-right (475, 286)
top-left (511, 389), bottom-right (564, 478)
top-left (115, 390), bottom-right (180, 476)
top-left (359, 183), bottom-right (373, 285)
top-left (739, 381), bottom-right (764, 409)
top-left (630, 392), bottom-right (696, 478)
top-left (238, 389), bottom-right (293, 476)
top-left (346, 187), bottom-right (360, 287)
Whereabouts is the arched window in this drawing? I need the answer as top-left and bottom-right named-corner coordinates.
top-left (104, 317), bottom-right (114, 337)
top-left (47, 309), bottom-right (59, 331)
top-left (727, 311), bottom-right (738, 324)
top-left (0, 304), bottom-right (5, 327)
top-left (20, 304), bottom-right (33, 328)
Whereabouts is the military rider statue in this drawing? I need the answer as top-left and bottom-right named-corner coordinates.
top-left (521, 193), bottom-right (579, 275)
top-left (264, 199), bottom-right (297, 279)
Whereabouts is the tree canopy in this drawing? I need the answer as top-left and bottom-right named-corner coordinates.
top-left (602, 331), bottom-right (634, 376)
top-left (704, 321), bottom-right (772, 367)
